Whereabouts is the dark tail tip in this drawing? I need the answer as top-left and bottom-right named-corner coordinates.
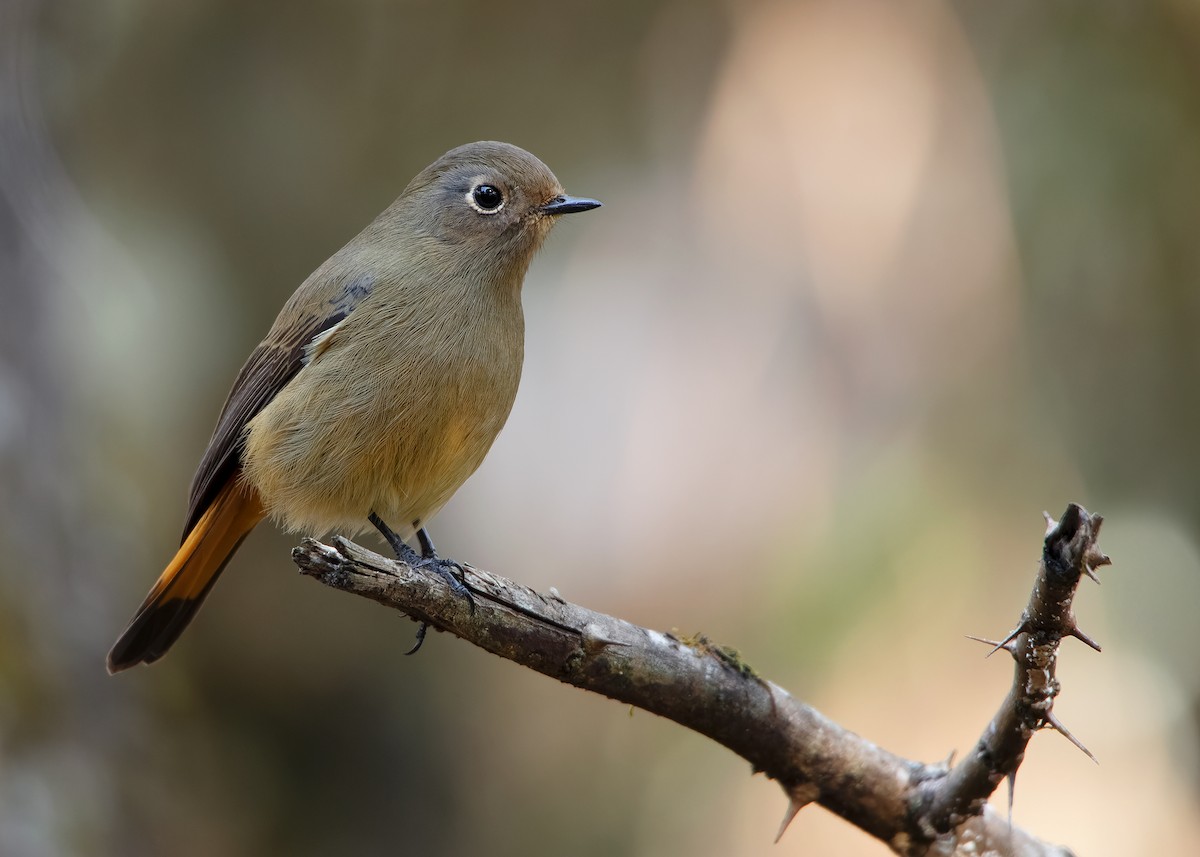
top-left (106, 597), bottom-right (204, 674)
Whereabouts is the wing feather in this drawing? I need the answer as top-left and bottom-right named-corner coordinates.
top-left (181, 272), bottom-right (374, 538)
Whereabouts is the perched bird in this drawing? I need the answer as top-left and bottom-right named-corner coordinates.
top-left (107, 141), bottom-right (600, 673)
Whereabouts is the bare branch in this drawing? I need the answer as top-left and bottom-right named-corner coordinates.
top-left (291, 503), bottom-right (1105, 856)
top-left (910, 503), bottom-right (1107, 847)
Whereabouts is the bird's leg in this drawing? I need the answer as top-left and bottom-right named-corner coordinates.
top-left (413, 527), bottom-right (475, 612)
top-left (369, 513), bottom-right (436, 652)
top-left (369, 512), bottom-right (432, 654)
top-left (368, 512), bottom-right (423, 566)
top-left (416, 527), bottom-right (438, 559)
top-left (367, 514), bottom-right (476, 656)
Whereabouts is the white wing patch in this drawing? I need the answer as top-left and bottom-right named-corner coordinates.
top-left (303, 318), bottom-right (345, 366)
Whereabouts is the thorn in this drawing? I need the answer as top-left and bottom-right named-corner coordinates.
top-left (1085, 549), bottom-right (1112, 583)
top-left (939, 748), bottom-right (956, 770)
top-left (1042, 511), bottom-right (1056, 536)
top-left (1045, 711), bottom-right (1099, 764)
top-left (985, 625), bottom-right (1025, 658)
top-left (1006, 771), bottom-right (1016, 828)
top-left (965, 634), bottom-right (1001, 647)
top-left (1067, 624), bottom-right (1102, 653)
top-left (965, 633), bottom-right (1015, 655)
top-left (581, 623), bottom-right (628, 653)
top-left (774, 783), bottom-right (818, 843)
top-left (775, 801), bottom-right (803, 844)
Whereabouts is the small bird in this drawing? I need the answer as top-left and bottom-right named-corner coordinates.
top-left (107, 141), bottom-right (600, 673)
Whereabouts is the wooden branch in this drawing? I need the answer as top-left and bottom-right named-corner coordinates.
top-left (913, 504), bottom-right (1109, 842)
top-left (291, 503), bottom-right (1107, 856)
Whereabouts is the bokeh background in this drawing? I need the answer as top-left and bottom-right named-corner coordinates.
top-left (2, 1), bottom-right (1199, 854)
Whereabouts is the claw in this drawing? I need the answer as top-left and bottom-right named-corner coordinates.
top-left (368, 514), bottom-right (477, 662)
top-left (410, 525), bottom-right (476, 613)
top-left (405, 621), bottom-right (429, 656)
top-left (420, 556), bottom-right (477, 614)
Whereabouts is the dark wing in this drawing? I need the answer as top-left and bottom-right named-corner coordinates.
top-left (181, 272), bottom-right (374, 539)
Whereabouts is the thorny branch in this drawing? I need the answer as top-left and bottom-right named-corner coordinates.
top-left (912, 504), bottom-right (1110, 843)
top-left (291, 503), bottom-right (1109, 856)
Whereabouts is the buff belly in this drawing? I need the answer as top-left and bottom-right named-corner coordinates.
top-left (241, 357), bottom-right (516, 539)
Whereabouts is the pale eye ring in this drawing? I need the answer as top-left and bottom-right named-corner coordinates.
top-left (468, 183), bottom-right (505, 214)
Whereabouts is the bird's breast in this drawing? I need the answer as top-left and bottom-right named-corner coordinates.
top-left (241, 290), bottom-right (524, 536)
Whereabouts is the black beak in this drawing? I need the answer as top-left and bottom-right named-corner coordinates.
top-left (540, 194), bottom-right (602, 215)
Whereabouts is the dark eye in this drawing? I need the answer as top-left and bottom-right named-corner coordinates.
top-left (470, 184), bottom-right (504, 213)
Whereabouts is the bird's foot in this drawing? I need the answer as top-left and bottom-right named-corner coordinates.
top-left (412, 553), bottom-right (476, 613)
top-left (402, 554), bottom-right (475, 656)
top-left (412, 525), bottom-right (475, 612)
top-left (368, 513), bottom-right (476, 607)
top-left (368, 515), bottom-right (477, 656)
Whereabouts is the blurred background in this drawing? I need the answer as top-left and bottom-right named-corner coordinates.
top-left (2, 0), bottom-right (1198, 854)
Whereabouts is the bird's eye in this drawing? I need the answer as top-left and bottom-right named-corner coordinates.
top-left (469, 184), bottom-right (505, 214)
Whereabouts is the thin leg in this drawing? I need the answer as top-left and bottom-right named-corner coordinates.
top-left (416, 527), bottom-right (437, 559)
top-left (411, 526), bottom-right (475, 612)
top-left (367, 513), bottom-right (476, 655)
top-left (369, 512), bottom-right (422, 566)
top-left (370, 512), bottom-right (434, 653)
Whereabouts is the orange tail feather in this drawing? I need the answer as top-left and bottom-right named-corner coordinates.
top-left (107, 479), bottom-right (265, 673)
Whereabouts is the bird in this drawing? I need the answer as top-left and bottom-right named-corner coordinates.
top-left (107, 141), bottom-right (600, 673)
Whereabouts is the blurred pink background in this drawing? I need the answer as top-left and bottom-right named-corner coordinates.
top-left (2, 1), bottom-right (1198, 854)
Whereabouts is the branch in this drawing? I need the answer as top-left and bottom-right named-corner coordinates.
top-left (912, 504), bottom-right (1109, 841)
top-left (291, 503), bottom-right (1108, 855)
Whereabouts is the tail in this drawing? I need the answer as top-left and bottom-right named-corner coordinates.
top-left (107, 478), bottom-right (265, 673)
